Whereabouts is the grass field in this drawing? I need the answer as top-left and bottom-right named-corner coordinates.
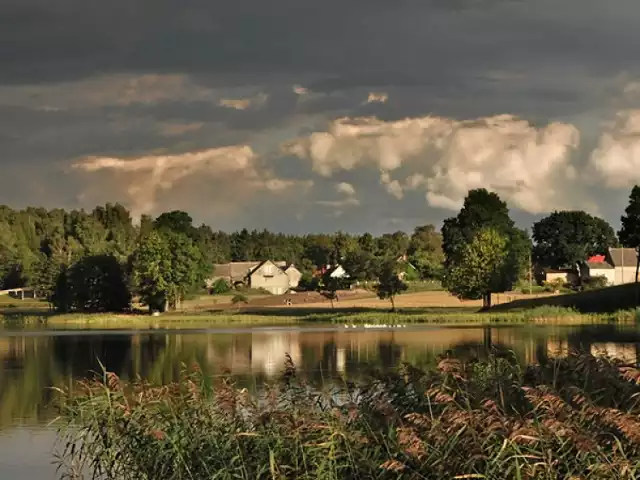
top-left (492, 282), bottom-right (640, 313)
top-left (2, 287), bottom-right (636, 329)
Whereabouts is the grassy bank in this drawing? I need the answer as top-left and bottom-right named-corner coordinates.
top-left (2, 305), bottom-right (640, 329)
top-left (493, 282), bottom-right (640, 313)
top-left (56, 352), bottom-right (640, 479)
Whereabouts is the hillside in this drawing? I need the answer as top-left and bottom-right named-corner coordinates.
top-left (490, 283), bottom-right (640, 313)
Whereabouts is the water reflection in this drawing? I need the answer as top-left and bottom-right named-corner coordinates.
top-left (2, 324), bottom-right (640, 429)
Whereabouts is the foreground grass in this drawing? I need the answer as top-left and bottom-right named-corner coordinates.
top-left (57, 352), bottom-right (640, 479)
top-left (2, 305), bottom-right (640, 329)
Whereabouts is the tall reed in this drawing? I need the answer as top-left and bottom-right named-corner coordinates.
top-left (56, 352), bottom-right (640, 479)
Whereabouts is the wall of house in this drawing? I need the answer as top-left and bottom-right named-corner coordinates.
top-left (545, 271), bottom-right (578, 285)
top-left (249, 271), bottom-right (290, 295)
top-left (286, 269), bottom-right (302, 288)
top-left (587, 268), bottom-right (616, 285)
top-left (614, 267), bottom-right (640, 285)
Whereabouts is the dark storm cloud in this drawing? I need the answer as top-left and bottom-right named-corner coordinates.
top-left (2, 0), bottom-right (640, 232)
top-left (2, 0), bottom-right (638, 87)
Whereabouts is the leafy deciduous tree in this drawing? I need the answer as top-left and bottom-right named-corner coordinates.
top-left (533, 210), bottom-right (618, 269)
top-left (375, 258), bottom-right (408, 311)
top-left (53, 254), bottom-right (130, 313)
top-left (445, 228), bottom-right (509, 308)
top-left (442, 189), bottom-right (529, 307)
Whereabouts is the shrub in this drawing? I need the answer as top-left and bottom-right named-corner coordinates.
top-left (582, 275), bottom-right (609, 291)
top-left (209, 278), bottom-right (232, 295)
top-left (230, 293), bottom-right (248, 305)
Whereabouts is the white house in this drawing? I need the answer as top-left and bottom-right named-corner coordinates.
top-left (609, 248), bottom-right (640, 284)
top-left (581, 248), bottom-right (639, 285)
top-left (327, 265), bottom-right (349, 279)
top-left (581, 255), bottom-right (615, 285)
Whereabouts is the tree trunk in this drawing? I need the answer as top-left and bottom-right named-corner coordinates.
top-left (390, 295), bottom-right (396, 312)
top-left (482, 292), bottom-right (492, 310)
top-left (635, 254), bottom-right (640, 306)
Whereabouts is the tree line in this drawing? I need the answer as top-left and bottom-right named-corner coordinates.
top-left (2, 184), bottom-right (640, 313)
top-left (0, 205), bottom-right (444, 312)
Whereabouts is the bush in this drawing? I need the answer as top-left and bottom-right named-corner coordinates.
top-left (542, 278), bottom-right (569, 293)
top-left (209, 278), bottom-right (232, 295)
top-left (57, 353), bottom-right (640, 480)
top-left (230, 293), bottom-right (248, 305)
top-left (582, 275), bottom-right (609, 291)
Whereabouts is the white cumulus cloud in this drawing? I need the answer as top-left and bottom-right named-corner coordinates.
top-left (284, 114), bottom-right (582, 214)
top-left (590, 110), bottom-right (640, 188)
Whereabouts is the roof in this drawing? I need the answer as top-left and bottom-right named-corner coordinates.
top-left (545, 268), bottom-right (576, 274)
top-left (586, 261), bottom-right (614, 270)
top-left (608, 248), bottom-right (638, 267)
top-left (248, 260), bottom-right (287, 277)
top-left (212, 261), bottom-right (289, 280)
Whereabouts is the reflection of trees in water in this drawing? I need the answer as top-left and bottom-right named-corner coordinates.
top-left (53, 334), bottom-right (133, 379)
top-left (6, 324), bottom-right (640, 428)
top-left (0, 336), bottom-right (63, 428)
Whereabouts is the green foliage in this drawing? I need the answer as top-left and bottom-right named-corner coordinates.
top-left (52, 255), bottom-right (130, 313)
top-left (533, 210), bottom-right (618, 268)
top-left (542, 278), bottom-right (569, 292)
top-left (131, 231), bottom-right (172, 312)
top-left (446, 228), bottom-right (510, 301)
top-left (341, 250), bottom-right (378, 282)
top-left (582, 274), bottom-right (609, 291)
top-left (131, 230), bottom-right (203, 311)
top-left (442, 189), bottom-right (530, 304)
top-left (209, 278), bottom-right (231, 295)
top-left (31, 254), bottom-right (62, 304)
top-left (619, 185), bottom-right (640, 249)
top-left (375, 258), bottom-right (408, 310)
top-left (231, 293), bottom-right (248, 305)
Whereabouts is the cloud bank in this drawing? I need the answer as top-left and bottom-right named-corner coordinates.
top-left (72, 145), bottom-right (310, 219)
top-left (284, 114), bottom-right (582, 214)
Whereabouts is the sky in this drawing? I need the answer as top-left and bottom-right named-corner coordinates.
top-left (2, 0), bottom-right (640, 234)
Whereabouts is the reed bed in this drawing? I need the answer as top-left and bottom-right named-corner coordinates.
top-left (56, 351), bottom-right (640, 479)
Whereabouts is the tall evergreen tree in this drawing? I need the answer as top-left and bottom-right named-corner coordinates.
top-left (619, 185), bottom-right (640, 286)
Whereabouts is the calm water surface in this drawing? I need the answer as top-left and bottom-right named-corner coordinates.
top-left (2, 322), bottom-right (640, 478)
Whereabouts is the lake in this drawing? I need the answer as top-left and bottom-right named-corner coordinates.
top-left (2, 322), bottom-right (640, 478)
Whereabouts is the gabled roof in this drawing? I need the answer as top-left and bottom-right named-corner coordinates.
top-left (248, 259), bottom-right (287, 277)
top-left (212, 262), bottom-right (261, 280)
top-left (608, 248), bottom-right (638, 267)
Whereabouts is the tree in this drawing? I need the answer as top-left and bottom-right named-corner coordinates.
top-left (31, 254), bottom-right (62, 307)
top-left (131, 230), bottom-right (203, 312)
top-left (619, 186), bottom-right (640, 291)
top-left (442, 189), bottom-right (529, 307)
top-left (318, 274), bottom-right (341, 308)
top-left (52, 254), bottom-right (131, 313)
top-left (153, 210), bottom-right (195, 237)
top-left (131, 231), bottom-right (172, 312)
top-left (532, 211), bottom-right (618, 269)
top-left (374, 258), bottom-right (408, 311)
top-left (407, 224), bottom-right (444, 281)
top-left (445, 228), bottom-right (509, 308)
top-left (342, 250), bottom-right (379, 283)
